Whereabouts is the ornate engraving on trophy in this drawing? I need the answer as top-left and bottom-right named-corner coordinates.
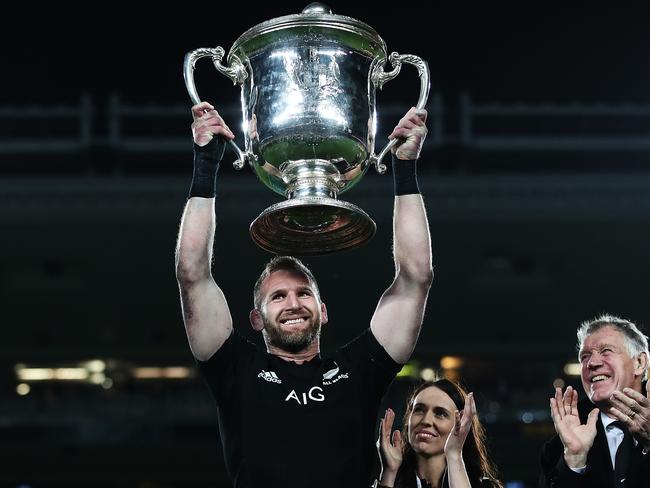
top-left (183, 4), bottom-right (429, 254)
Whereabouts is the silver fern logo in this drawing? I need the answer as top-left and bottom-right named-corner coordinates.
top-left (323, 363), bottom-right (340, 380)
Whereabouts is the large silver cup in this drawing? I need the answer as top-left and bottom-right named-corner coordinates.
top-left (184, 3), bottom-right (429, 255)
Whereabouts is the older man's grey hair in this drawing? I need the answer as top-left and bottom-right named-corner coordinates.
top-left (576, 314), bottom-right (649, 380)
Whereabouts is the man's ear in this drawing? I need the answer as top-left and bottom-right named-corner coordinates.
top-left (320, 302), bottom-right (328, 326)
top-left (250, 309), bottom-right (264, 332)
top-left (634, 351), bottom-right (649, 377)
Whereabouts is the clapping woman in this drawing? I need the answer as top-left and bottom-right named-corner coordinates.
top-left (377, 379), bottom-right (502, 488)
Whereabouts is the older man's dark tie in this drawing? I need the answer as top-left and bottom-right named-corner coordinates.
top-left (612, 421), bottom-right (635, 487)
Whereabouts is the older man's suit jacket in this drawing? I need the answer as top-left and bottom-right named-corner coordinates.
top-left (539, 389), bottom-right (650, 488)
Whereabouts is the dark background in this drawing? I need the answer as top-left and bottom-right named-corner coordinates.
top-left (2, 3), bottom-right (650, 487)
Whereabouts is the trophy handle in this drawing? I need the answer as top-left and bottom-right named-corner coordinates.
top-left (183, 47), bottom-right (249, 170)
top-left (370, 52), bottom-right (430, 174)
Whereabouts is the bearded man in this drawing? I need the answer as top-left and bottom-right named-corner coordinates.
top-left (175, 102), bottom-right (433, 488)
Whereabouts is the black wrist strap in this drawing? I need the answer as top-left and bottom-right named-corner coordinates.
top-left (392, 155), bottom-right (420, 196)
top-left (188, 136), bottom-right (226, 198)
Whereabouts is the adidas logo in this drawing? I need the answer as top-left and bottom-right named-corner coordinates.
top-left (257, 370), bottom-right (282, 384)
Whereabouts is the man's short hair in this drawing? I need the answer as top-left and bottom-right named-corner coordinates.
top-left (253, 256), bottom-right (320, 310)
top-left (577, 313), bottom-right (650, 380)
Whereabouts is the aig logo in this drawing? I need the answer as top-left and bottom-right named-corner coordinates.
top-left (285, 386), bottom-right (325, 405)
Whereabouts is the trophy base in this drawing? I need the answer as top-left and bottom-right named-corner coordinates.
top-left (250, 196), bottom-right (376, 255)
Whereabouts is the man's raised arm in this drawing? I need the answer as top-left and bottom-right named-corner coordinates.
top-left (370, 107), bottom-right (433, 364)
top-left (175, 102), bottom-right (235, 361)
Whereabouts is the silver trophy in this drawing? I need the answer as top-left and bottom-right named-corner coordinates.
top-left (184, 3), bottom-right (429, 255)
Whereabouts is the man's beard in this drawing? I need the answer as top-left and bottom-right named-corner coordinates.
top-left (262, 314), bottom-right (322, 353)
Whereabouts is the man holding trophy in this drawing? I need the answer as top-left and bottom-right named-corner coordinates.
top-left (175, 101), bottom-right (431, 488)
top-left (176, 5), bottom-right (433, 487)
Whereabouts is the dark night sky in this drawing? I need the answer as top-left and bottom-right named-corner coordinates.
top-left (4, 3), bottom-right (650, 348)
top-left (5, 4), bottom-right (650, 105)
top-left (4, 3), bottom-right (650, 337)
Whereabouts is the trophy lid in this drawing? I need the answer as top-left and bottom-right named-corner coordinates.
top-left (230, 4), bottom-right (387, 59)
